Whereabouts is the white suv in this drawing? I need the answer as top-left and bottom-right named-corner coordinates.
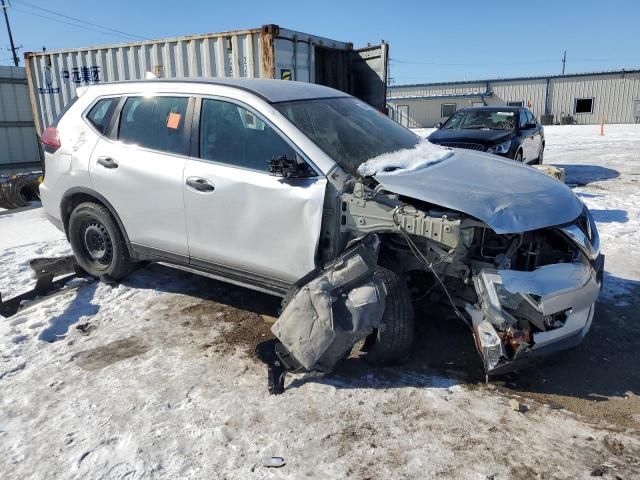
top-left (40, 79), bottom-right (603, 374)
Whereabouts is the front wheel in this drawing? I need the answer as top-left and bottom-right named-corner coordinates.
top-left (533, 144), bottom-right (545, 165)
top-left (68, 202), bottom-right (136, 282)
top-left (514, 150), bottom-right (524, 162)
top-left (361, 267), bottom-right (415, 366)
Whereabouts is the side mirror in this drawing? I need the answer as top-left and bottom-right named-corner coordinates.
top-left (268, 155), bottom-right (314, 179)
top-left (436, 122), bottom-right (443, 129)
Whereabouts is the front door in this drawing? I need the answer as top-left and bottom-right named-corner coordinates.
top-left (183, 97), bottom-right (326, 284)
top-left (89, 95), bottom-right (191, 258)
top-left (517, 110), bottom-right (535, 160)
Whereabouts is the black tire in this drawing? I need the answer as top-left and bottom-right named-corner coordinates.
top-left (68, 202), bottom-right (135, 283)
top-left (514, 150), bottom-right (524, 162)
top-left (361, 267), bottom-right (414, 366)
top-left (534, 144), bottom-right (545, 165)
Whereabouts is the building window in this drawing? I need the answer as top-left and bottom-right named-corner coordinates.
top-left (575, 98), bottom-right (594, 114)
top-left (441, 103), bottom-right (456, 118)
top-left (507, 101), bottom-right (523, 107)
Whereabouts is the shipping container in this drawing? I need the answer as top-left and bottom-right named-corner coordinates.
top-left (0, 66), bottom-right (40, 172)
top-left (24, 24), bottom-right (388, 132)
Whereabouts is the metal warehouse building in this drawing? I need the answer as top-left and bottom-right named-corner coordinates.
top-left (388, 69), bottom-right (640, 128)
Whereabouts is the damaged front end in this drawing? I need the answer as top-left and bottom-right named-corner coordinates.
top-left (262, 166), bottom-right (604, 390)
top-left (467, 209), bottom-right (604, 375)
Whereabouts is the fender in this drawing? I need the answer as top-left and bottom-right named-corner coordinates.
top-left (60, 187), bottom-right (135, 257)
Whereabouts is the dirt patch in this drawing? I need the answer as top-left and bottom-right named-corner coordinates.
top-left (72, 337), bottom-right (149, 371)
top-left (179, 299), bottom-right (274, 359)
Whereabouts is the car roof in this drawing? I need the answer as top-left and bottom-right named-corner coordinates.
top-left (94, 78), bottom-right (350, 103)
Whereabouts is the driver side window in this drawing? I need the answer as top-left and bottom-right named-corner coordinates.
top-left (519, 110), bottom-right (528, 128)
top-left (199, 98), bottom-right (297, 172)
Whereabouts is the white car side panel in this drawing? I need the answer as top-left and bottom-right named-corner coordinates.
top-left (40, 99), bottom-right (101, 223)
top-left (89, 139), bottom-right (189, 256)
top-left (183, 159), bottom-right (326, 283)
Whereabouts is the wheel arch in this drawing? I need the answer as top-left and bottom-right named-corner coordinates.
top-left (60, 187), bottom-right (134, 257)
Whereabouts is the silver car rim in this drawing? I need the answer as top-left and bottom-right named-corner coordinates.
top-left (82, 221), bottom-right (113, 266)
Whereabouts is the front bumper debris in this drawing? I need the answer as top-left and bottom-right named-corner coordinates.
top-left (469, 256), bottom-right (603, 375)
top-left (0, 256), bottom-right (87, 318)
top-left (257, 235), bottom-right (386, 394)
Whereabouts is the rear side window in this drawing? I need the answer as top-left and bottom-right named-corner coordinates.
top-left (199, 98), bottom-right (297, 172)
top-left (86, 98), bottom-right (118, 134)
top-left (118, 96), bottom-right (189, 155)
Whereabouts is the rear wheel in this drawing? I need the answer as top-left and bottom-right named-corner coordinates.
top-left (361, 267), bottom-right (414, 366)
top-left (68, 202), bottom-right (136, 282)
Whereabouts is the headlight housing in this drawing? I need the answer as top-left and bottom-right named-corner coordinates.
top-left (559, 206), bottom-right (600, 260)
top-left (487, 139), bottom-right (512, 154)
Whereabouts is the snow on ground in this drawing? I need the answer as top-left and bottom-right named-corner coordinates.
top-left (1, 125), bottom-right (639, 479)
top-left (544, 124), bottom-right (640, 304)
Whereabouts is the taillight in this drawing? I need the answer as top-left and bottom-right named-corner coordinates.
top-left (41, 127), bottom-right (61, 152)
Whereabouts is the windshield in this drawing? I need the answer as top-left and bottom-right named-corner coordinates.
top-left (274, 97), bottom-right (420, 176)
top-left (442, 110), bottom-right (516, 131)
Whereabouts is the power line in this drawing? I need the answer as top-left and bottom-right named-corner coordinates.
top-left (1, 0), bottom-right (19, 65)
top-left (10, 6), bottom-right (143, 41)
top-left (390, 58), bottom-right (558, 67)
top-left (10, 0), bottom-right (147, 41)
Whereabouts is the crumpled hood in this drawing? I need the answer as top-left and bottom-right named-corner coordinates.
top-left (373, 149), bottom-right (583, 234)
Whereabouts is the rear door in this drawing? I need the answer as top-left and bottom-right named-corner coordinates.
top-left (183, 97), bottom-right (326, 285)
top-left (350, 42), bottom-right (389, 112)
top-left (89, 95), bottom-right (192, 259)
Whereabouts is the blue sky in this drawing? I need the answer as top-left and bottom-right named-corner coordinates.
top-left (2, 0), bottom-right (639, 84)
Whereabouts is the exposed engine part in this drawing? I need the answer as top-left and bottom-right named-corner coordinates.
top-left (340, 182), bottom-right (461, 250)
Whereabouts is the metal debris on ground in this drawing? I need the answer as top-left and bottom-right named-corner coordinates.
top-left (262, 456), bottom-right (286, 468)
top-left (0, 255), bottom-right (88, 318)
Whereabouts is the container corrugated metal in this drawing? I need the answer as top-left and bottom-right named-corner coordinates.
top-left (0, 66), bottom-right (40, 168)
top-left (25, 25), bottom-right (387, 132)
top-left (388, 70), bottom-right (640, 127)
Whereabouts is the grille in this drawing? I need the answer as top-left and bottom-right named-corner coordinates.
top-left (438, 142), bottom-right (485, 152)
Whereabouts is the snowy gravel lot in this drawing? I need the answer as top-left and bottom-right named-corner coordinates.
top-left (1, 124), bottom-right (639, 479)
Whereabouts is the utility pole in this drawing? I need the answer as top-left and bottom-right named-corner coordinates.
top-left (1, 0), bottom-right (19, 66)
top-left (561, 50), bottom-right (566, 76)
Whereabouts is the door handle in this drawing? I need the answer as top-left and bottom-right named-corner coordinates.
top-left (97, 156), bottom-right (118, 169)
top-left (186, 177), bottom-right (215, 192)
